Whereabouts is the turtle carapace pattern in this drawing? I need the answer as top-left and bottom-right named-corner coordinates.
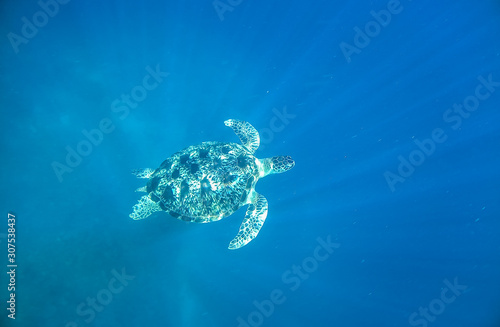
top-left (130, 119), bottom-right (295, 250)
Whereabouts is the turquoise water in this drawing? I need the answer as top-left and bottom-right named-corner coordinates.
top-left (1, 0), bottom-right (499, 326)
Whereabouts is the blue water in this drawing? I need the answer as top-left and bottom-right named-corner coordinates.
top-left (1, 0), bottom-right (499, 326)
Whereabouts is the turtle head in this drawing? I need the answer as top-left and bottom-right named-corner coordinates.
top-left (260, 156), bottom-right (295, 177)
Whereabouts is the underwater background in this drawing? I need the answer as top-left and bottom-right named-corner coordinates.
top-left (1, 0), bottom-right (500, 326)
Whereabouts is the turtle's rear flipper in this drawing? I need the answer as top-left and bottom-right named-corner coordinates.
top-left (228, 193), bottom-right (268, 250)
top-left (130, 195), bottom-right (161, 220)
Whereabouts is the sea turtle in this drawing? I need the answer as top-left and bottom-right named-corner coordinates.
top-left (130, 119), bottom-right (295, 249)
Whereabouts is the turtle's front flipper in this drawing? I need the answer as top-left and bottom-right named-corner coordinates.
top-left (228, 193), bottom-right (268, 250)
top-left (130, 195), bottom-right (161, 220)
top-left (224, 119), bottom-right (260, 154)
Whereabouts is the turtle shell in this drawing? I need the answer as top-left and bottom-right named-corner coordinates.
top-left (146, 141), bottom-right (259, 223)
